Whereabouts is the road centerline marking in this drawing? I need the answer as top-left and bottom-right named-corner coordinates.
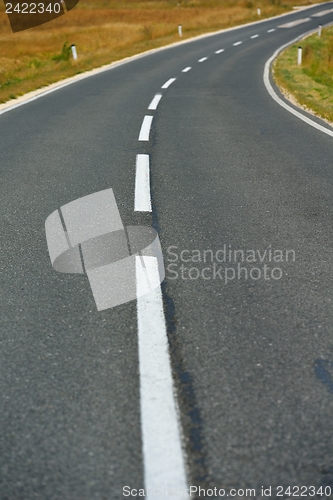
top-left (161, 78), bottom-right (176, 89)
top-left (136, 257), bottom-right (189, 497)
top-left (215, 48), bottom-right (225, 54)
top-left (233, 41), bottom-right (243, 46)
top-left (138, 115), bottom-right (153, 141)
top-left (267, 28), bottom-right (276, 32)
top-left (251, 34), bottom-right (259, 38)
top-left (182, 66), bottom-right (192, 72)
top-left (312, 8), bottom-right (333, 16)
top-left (135, 154), bottom-right (151, 212)
top-left (198, 56), bottom-right (208, 62)
top-left (148, 94), bottom-right (162, 110)
top-left (278, 17), bottom-right (311, 28)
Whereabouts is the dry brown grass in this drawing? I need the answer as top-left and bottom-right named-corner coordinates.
top-left (0, 0), bottom-right (326, 103)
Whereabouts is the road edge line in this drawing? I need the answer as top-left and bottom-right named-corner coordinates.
top-left (263, 21), bottom-right (333, 138)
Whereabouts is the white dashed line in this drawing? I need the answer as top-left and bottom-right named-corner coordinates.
top-left (182, 66), bottom-right (192, 72)
top-left (148, 94), bottom-right (162, 110)
top-left (161, 78), bottom-right (176, 89)
top-left (136, 257), bottom-right (189, 498)
top-left (278, 17), bottom-right (311, 28)
top-left (134, 154), bottom-right (151, 212)
top-left (267, 28), bottom-right (276, 32)
top-left (233, 41), bottom-right (242, 46)
top-left (312, 8), bottom-right (333, 16)
top-left (138, 115), bottom-right (153, 141)
top-left (215, 49), bottom-right (225, 54)
top-left (251, 34), bottom-right (259, 38)
top-left (198, 57), bottom-right (208, 62)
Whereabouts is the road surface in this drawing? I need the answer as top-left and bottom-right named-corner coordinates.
top-left (1, 3), bottom-right (333, 499)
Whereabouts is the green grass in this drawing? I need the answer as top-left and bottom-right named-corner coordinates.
top-left (273, 26), bottom-right (333, 124)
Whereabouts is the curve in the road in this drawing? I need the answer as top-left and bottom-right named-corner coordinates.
top-left (2, 2), bottom-right (333, 496)
top-left (264, 20), bottom-right (333, 138)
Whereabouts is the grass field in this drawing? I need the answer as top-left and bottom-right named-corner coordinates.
top-left (273, 24), bottom-right (333, 124)
top-left (0, 0), bottom-right (326, 104)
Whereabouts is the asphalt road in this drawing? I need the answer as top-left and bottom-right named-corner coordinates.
top-left (1, 3), bottom-right (333, 499)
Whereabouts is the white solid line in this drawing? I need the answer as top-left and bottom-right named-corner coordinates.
top-left (215, 48), bottom-right (225, 53)
top-left (138, 115), bottom-right (153, 141)
top-left (161, 78), bottom-right (176, 89)
top-left (278, 17), bottom-right (311, 28)
top-left (135, 154), bottom-right (152, 212)
top-left (182, 66), bottom-right (192, 72)
top-left (251, 34), bottom-right (259, 38)
top-left (148, 94), bottom-right (162, 110)
top-left (267, 28), bottom-right (276, 32)
top-left (233, 41), bottom-right (242, 46)
top-left (136, 257), bottom-right (189, 499)
top-left (198, 57), bottom-right (208, 62)
top-left (263, 31), bottom-right (333, 138)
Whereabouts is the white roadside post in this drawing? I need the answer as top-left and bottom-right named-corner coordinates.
top-left (298, 46), bottom-right (302, 65)
top-left (71, 44), bottom-right (78, 61)
top-left (257, 7), bottom-right (261, 16)
top-left (318, 24), bottom-right (322, 36)
top-left (178, 24), bottom-right (182, 37)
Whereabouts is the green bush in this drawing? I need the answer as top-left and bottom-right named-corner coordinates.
top-left (52, 42), bottom-right (72, 62)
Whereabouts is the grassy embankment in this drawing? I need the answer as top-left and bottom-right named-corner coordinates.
top-left (0, 0), bottom-right (325, 104)
top-left (274, 24), bottom-right (333, 124)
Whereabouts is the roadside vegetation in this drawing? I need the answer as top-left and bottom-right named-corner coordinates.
top-left (273, 25), bottom-right (333, 124)
top-left (0, 0), bottom-right (326, 104)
